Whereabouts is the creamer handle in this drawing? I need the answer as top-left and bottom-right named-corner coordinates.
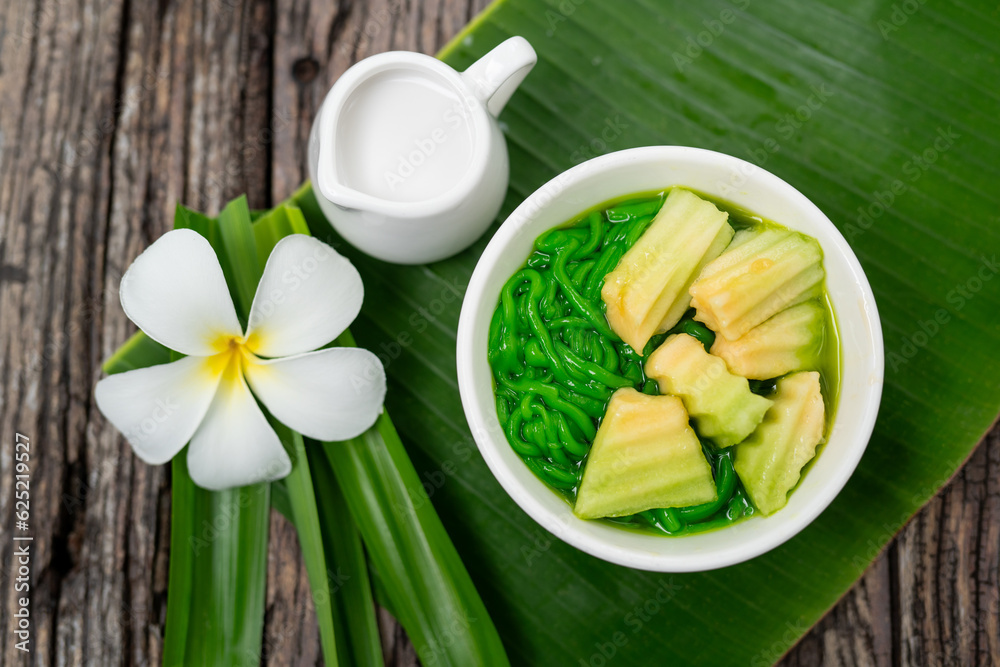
top-left (460, 36), bottom-right (537, 117)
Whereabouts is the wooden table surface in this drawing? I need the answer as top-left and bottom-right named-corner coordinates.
top-left (0, 0), bottom-right (996, 665)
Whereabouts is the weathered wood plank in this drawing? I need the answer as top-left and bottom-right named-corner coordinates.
top-left (779, 549), bottom-right (894, 667)
top-left (0, 0), bottom-right (138, 665)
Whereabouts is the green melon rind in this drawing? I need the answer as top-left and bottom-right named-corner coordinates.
top-left (689, 228), bottom-right (825, 342)
top-left (710, 300), bottom-right (826, 380)
top-left (645, 334), bottom-right (773, 447)
top-left (574, 388), bottom-right (717, 519)
top-left (734, 371), bottom-right (826, 516)
top-left (602, 188), bottom-right (734, 354)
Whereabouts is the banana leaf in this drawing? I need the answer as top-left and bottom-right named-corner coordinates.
top-left (290, 0), bottom-right (1000, 663)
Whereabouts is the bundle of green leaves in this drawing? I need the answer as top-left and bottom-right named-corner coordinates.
top-left (101, 190), bottom-right (508, 667)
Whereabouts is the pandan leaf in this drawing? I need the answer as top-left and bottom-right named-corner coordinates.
top-left (103, 330), bottom-right (170, 374)
top-left (270, 423), bottom-right (341, 667)
top-left (320, 408), bottom-right (510, 667)
top-left (307, 446), bottom-right (385, 667)
top-left (116, 201), bottom-right (345, 666)
top-left (158, 205), bottom-right (271, 667)
top-left (108, 201), bottom-right (484, 666)
top-left (251, 203), bottom-right (311, 268)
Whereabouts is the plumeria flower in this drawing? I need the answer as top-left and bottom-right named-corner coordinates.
top-left (95, 229), bottom-right (386, 490)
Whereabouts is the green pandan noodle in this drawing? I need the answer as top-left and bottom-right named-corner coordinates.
top-left (487, 189), bottom-right (841, 536)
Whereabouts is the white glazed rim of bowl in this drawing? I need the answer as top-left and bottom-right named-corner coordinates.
top-left (456, 145), bottom-right (884, 572)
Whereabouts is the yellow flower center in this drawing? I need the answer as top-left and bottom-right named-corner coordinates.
top-left (207, 335), bottom-right (254, 381)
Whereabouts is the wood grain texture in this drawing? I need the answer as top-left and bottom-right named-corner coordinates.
top-left (779, 427), bottom-right (1000, 667)
top-left (0, 1), bottom-right (995, 666)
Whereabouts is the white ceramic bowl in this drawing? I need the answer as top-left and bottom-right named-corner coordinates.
top-left (457, 146), bottom-right (883, 572)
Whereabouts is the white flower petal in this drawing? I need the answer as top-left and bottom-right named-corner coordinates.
top-left (95, 356), bottom-right (223, 465)
top-left (120, 229), bottom-right (243, 356)
top-left (243, 347), bottom-right (386, 441)
top-left (186, 368), bottom-right (292, 490)
top-left (245, 235), bottom-right (363, 358)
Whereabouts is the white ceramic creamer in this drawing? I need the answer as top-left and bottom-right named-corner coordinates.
top-left (308, 37), bottom-right (537, 264)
